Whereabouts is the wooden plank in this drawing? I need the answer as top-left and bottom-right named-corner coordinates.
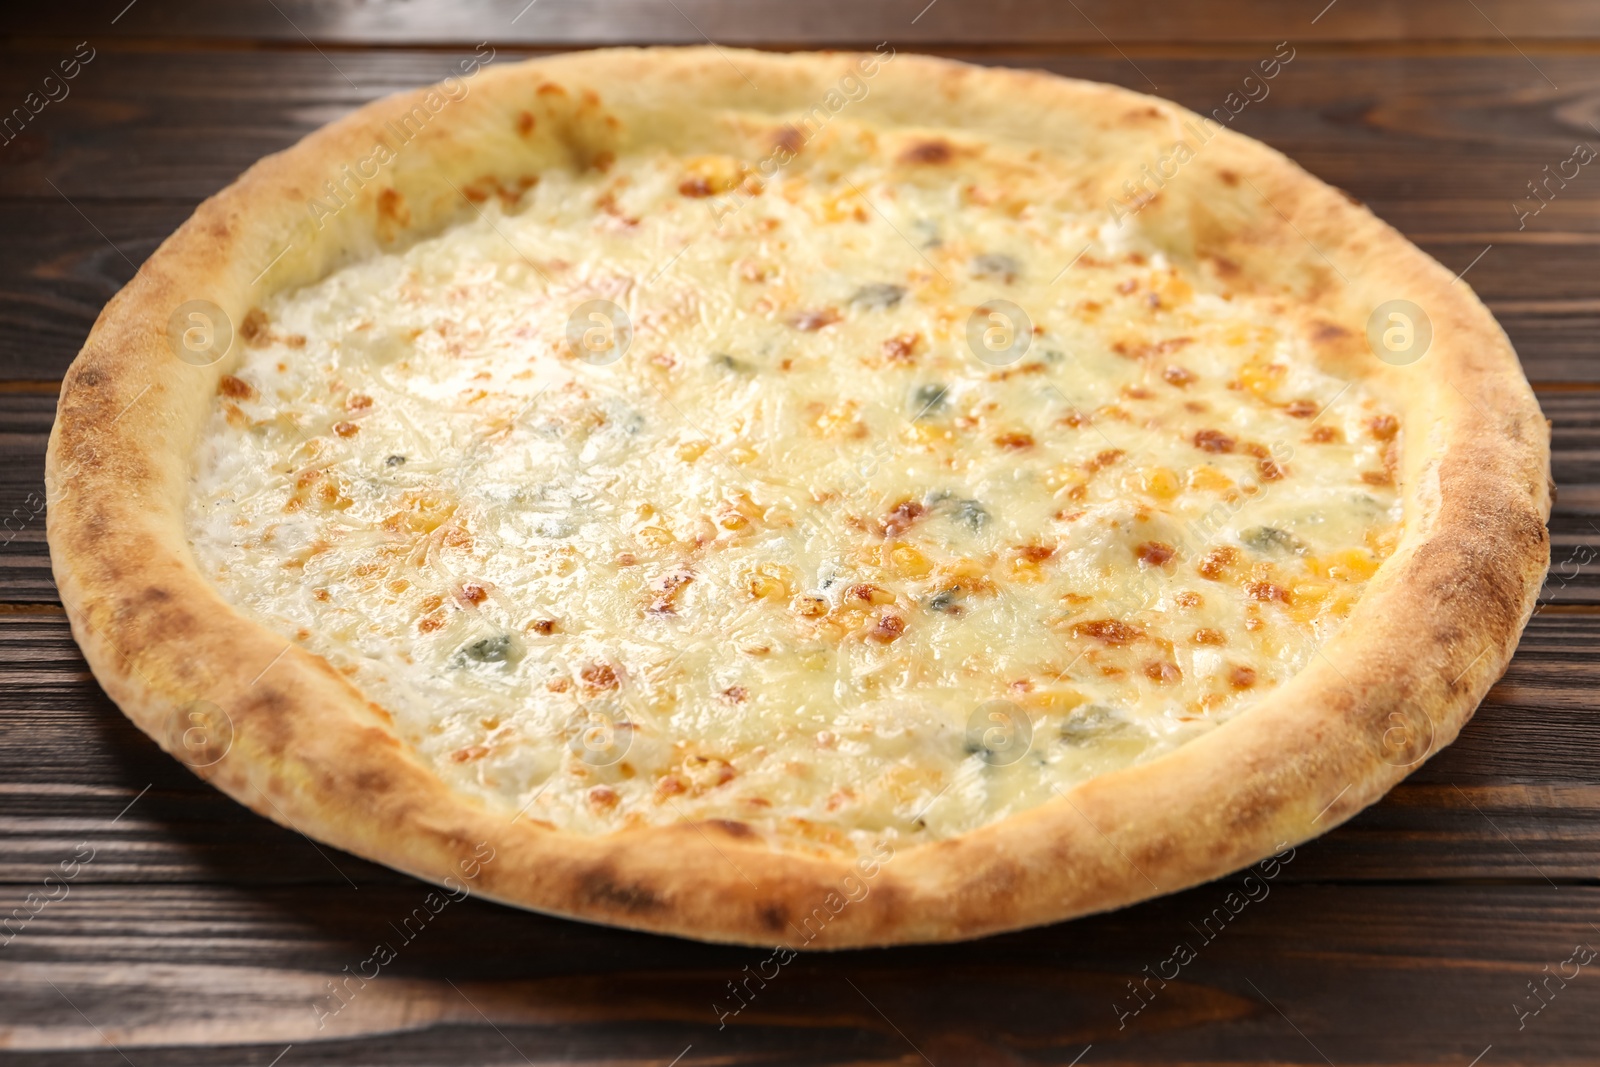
top-left (2, 608), bottom-right (1598, 889)
top-left (1507, 311), bottom-right (1600, 386)
top-left (4, 49), bottom-right (1597, 204)
top-left (0, 203), bottom-right (189, 383)
top-left (11, 0), bottom-right (1600, 45)
top-left (1547, 392), bottom-right (1600, 487)
top-left (1, 881), bottom-right (1597, 1063)
top-left (0, 389), bottom-right (57, 603)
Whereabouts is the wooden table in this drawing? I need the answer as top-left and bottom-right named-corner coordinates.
top-left (3, 2), bottom-right (1599, 1063)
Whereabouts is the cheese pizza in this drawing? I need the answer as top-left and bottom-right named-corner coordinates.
top-left (46, 48), bottom-right (1550, 945)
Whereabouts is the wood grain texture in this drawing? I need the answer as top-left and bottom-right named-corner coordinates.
top-left (10, 0), bottom-right (1600, 45)
top-left (3, 49), bottom-right (1593, 204)
top-left (2, 5), bottom-right (1598, 1063)
top-left (3, 884), bottom-right (1599, 1064)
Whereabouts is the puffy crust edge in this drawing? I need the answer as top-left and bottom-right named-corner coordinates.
top-left (45, 47), bottom-right (1551, 947)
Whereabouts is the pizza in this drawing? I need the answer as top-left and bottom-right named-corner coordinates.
top-left (46, 48), bottom-right (1551, 947)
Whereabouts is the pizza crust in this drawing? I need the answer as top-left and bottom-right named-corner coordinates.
top-left (46, 47), bottom-right (1550, 946)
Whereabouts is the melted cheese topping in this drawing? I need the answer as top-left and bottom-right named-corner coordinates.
top-left (187, 130), bottom-right (1401, 857)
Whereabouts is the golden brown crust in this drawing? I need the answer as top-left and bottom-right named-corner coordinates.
top-left (45, 48), bottom-right (1550, 947)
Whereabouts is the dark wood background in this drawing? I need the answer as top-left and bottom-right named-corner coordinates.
top-left (3, 2), bottom-right (1600, 1064)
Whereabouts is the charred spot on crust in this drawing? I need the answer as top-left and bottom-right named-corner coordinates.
top-left (708, 818), bottom-right (756, 840)
top-left (244, 688), bottom-right (294, 759)
top-left (124, 582), bottom-right (200, 643)
top-left (377, 187), bottom-right (409, 226)
top-left (1218, 168), bottom-right (1241, 187)
top-left (136, 584), bottom-right (174, 607)
top-left (758, 903), bottom-right (788, 932)
top-left (773, 125), bottom-right (804, 155)
top-left (350, 767), bottom-right (396, 796)
top-left (1205, 254), bottom-right (1242, 279)
top-left (1311, 320), bottom-right (1352, 344)
top-left (899, 139), bottom-right (953, 165)
top-left (579, 867), bottom-right (663, 913)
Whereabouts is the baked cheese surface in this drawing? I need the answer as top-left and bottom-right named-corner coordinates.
top-left (187, 130), bottom-right (1402, 856)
